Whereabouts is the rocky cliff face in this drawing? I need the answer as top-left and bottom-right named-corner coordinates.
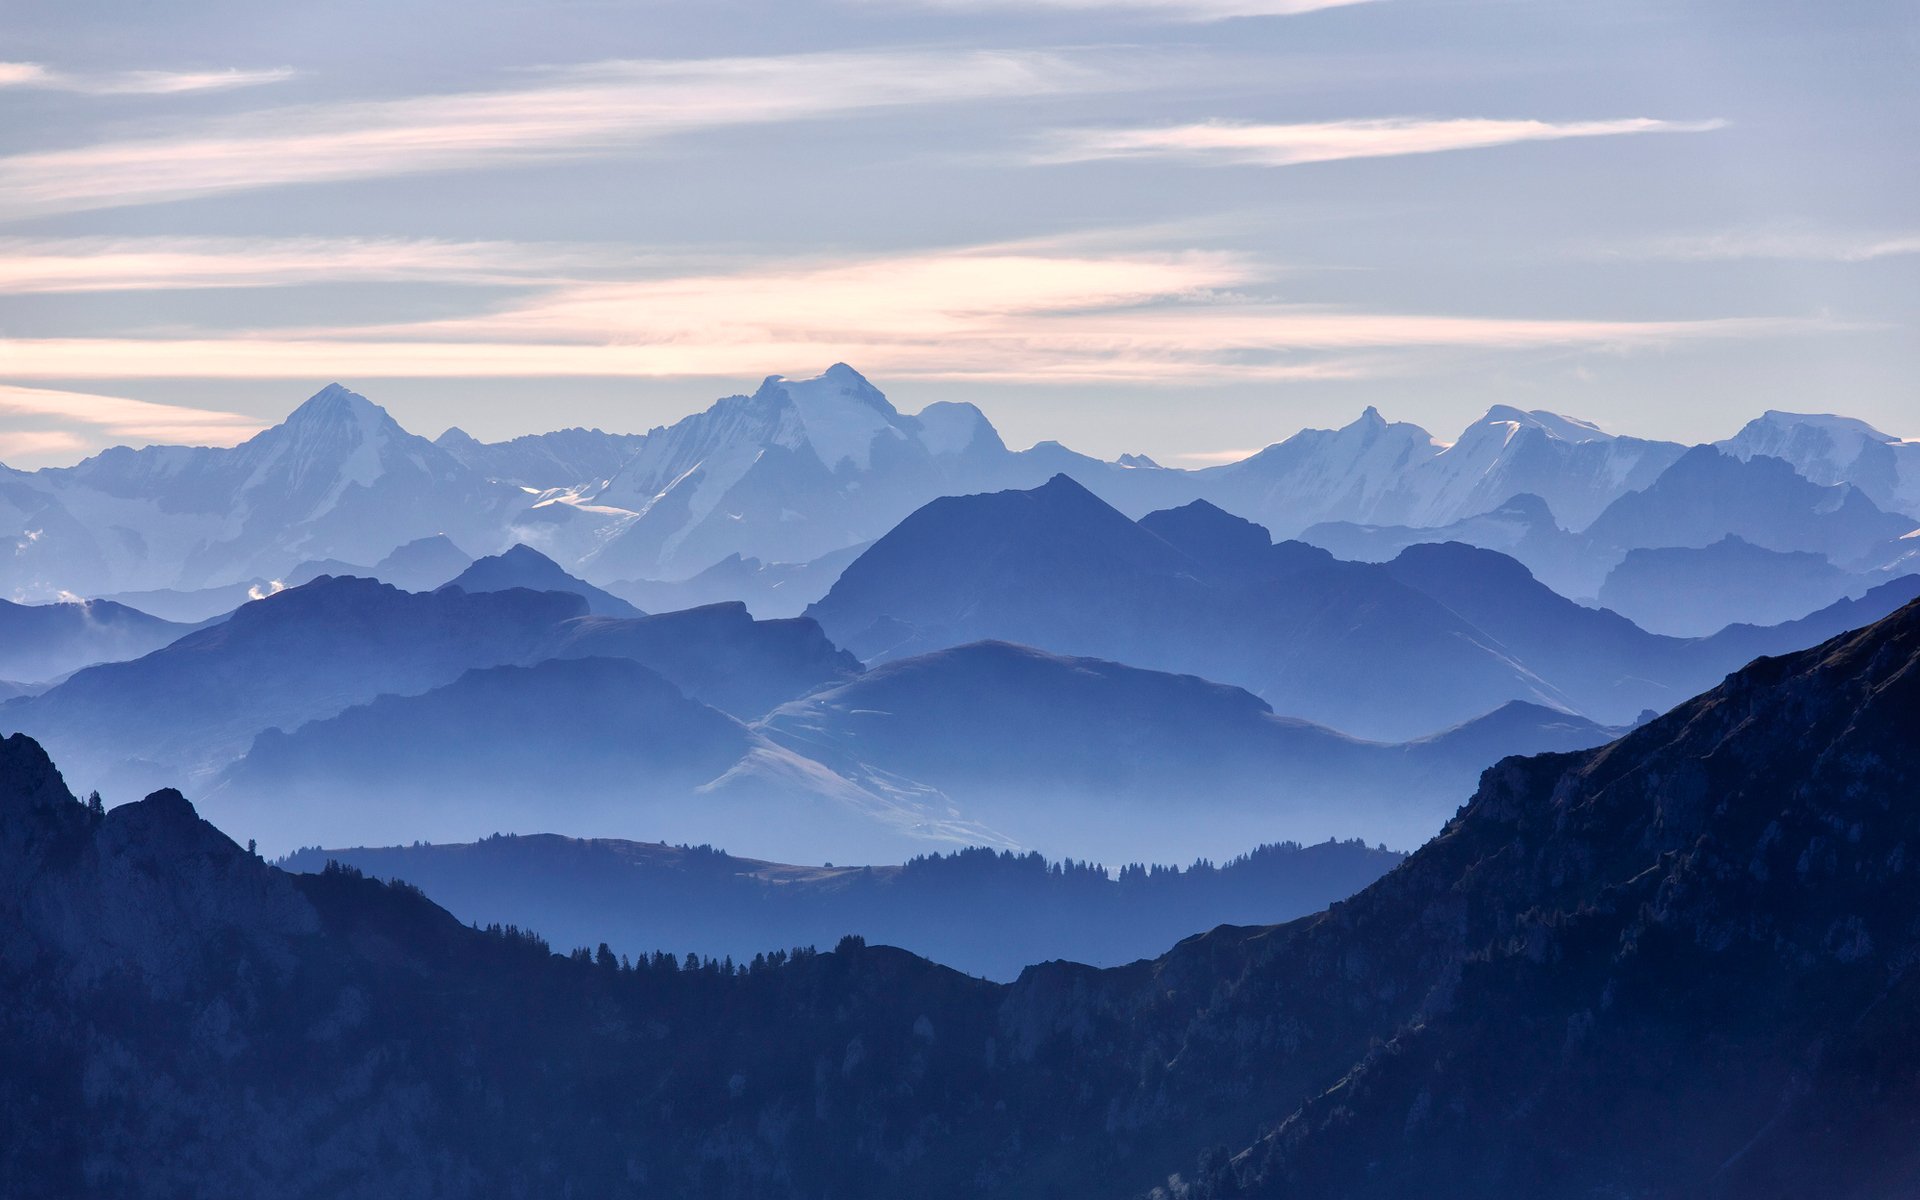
top-left (5, 600), bottom-right (1920, 1197)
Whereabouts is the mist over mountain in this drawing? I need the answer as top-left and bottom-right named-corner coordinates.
top-left (7, 592), bottom-right (1919, 1196)
top-left (539, 601), bottom-right (862, 721)
top-left (0, 576), bottom-right (586, 797)
top-left (1583, 444), bottom-right (1915, 565)
top-left (208, 633), bottom-right (1618, 860)
top-left (1598, 535), bottom-right (1865, 636)
top-left (1301, 492), bottom-right (1601, 597)
top-left (807, 477), bottom-right (1576, 740)
top-left (605, 543), bottom-right (870, 620)
top-left (217, 656), bottom-right (756, 849)
top-left (758, 639), bottom-right (1626, 857)
top-left (806, 477), bottom-right (1920, 737)
top-left (1303, 445), bottom-right (1920, 621)
top-left (281, 835), bottom-right (1405, 982)
top-left (0, 597), bottom-right (193, 684)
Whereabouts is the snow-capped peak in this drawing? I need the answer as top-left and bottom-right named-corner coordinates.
top-left (758, 365), bottom-right (908, 471)
top-left (1473, 405), bottom-right (1613, 444)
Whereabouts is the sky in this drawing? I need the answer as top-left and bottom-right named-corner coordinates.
top-left (0, 0), bottom-right (1915, 467)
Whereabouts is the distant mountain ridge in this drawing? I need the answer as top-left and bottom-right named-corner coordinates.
top-left (806, 476), bottom-right (1920, 738)
top-left (9, 368), bottom-right (1911, 608)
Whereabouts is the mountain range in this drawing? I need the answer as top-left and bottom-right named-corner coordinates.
top-left (806, 475), bottom-right (1920, 738)
top-left (6, 369), bottom-right (1914, 620)
top-left (5, 590), bottom-right (1917, 1196)
top-left (200, 628), bottom-right (1624, 862)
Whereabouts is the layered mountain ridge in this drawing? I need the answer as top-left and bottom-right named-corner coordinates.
top-left (4, 593), bottom-right (1917, 1196)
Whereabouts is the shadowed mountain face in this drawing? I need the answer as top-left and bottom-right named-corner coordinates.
top-left (757, 640), bottom-right (1626, 857)
top-left (1599, 535), bottom-right (1862, 636)
top-left (605, 542), bottom-right (871, 620)
top-left (0, 598), bottom-right (191, 684)
top-left (0, 575), bottom-right (588, 796)
top-left (1304, 448), bottom-right (1920, 618)
top-left (280, 835), bottom-right (1405, 983)
top-left (440, 542), bottom-right (644, 617)
top-left (1583, 445), bottom-right (1916, 566)
top-left (215, 657), bottom-right (756, 850)
top-left (808, 479), bottom-right (1920, 737)
top-left (808, 478), bottom-right (1573, 741)
top-left (211, 637), bottom-right (1625, 863)
top-left (4, 598), bottom-right (1918, 1197)
top-left (539, 601), bottom-right (862, 720)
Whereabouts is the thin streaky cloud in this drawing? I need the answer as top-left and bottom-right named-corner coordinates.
top-left (877, 0), bottom-right (1375, 21)
top-left (0, 61), bottom-right (294, 96)
top-left (1618, 228), bottom-right (1920, 263)
top-left (0, 429), bottom-right (89, 461)
top-left (1040, 116), bottom-right (1726, 167)
top-left (0, 383), bottom-right (265, 446)
top-left (0, 313), bottom-right (1820, 387)
top-left (0, 236), bottom-right (666, 293)
top-left (0, 49), bottom-right (1112, 218)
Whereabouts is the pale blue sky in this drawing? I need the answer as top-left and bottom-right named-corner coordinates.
top-left (0, 0), bottom-right (1914, 466)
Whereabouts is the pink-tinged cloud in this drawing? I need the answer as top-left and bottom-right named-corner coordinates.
top-left (0, 50), bottom-right (1110, 217)
top-left (0, 236), bottom-right (646, 293)
top-left (0, 383), bottom-right (265, 445)
top-left (1041, 116), bottom-right (1726, 167)
top-left (0, 242), bottom-right (1830, 386)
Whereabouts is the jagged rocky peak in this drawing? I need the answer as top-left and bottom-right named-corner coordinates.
top-left (279, 382), bottom-right (398, 434)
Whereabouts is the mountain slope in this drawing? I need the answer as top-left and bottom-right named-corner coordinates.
top-left (436, 424), bottom-right (648, 490)
top-left (0, 575), bottom-right (585, 794)
top-left (605, 542), bottom-right (870, 620)
top-left (1719, 409), bottom-right (1920, 519)
top-left (3, 384), bottom-right (521, 598)
top-left (213, 656), bottom-right (759, 850)
top-left (758, 640), bottom-right (1621, 857)
top-left (1301, 492), bottom-right (1606, 598)
top-left (1598, 534), bottom-right (1865, 635)
top-left (1584, 444), bottom-right (1916, 565)
top-left (0, 598), bottom-right (192, 683)
top-left (539, 602), bottom-right (862, 720)
top-left (441, 543), bottom-right (643, 617)
top-left (1187, 404), bottom-right (1683, 538)
top-left (808, 477), bottom-right (1580, 740)
top-left (4, 599), bottom-right (1919, 1196)
top-left (579, 365), bottom-right (1039, 579)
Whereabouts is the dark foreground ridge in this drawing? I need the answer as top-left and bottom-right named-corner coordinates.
top-left (6, 601), bottom-right (1920, 1197)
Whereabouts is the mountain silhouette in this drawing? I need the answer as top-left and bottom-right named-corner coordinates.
top-left (4, 597), bottom-right (1919, 1195)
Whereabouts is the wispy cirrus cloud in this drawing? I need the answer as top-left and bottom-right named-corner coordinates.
top-left (878, 0), bottom-right (1375, 21)
top-left (1039, 115), bottom-right (1726, 167)
top-left (0, 50), bottom-right (1110, 219)
top-left (0, 240), bottom-right (1822, 386)
top-left (0, 61), bottom-right (294, 96)
top-left (0, 383), bottom-right (264, 465)
top-left (1615, 227), bottom-right (1920, 263)
top-left (0, 236), bottom-right (654, 293)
